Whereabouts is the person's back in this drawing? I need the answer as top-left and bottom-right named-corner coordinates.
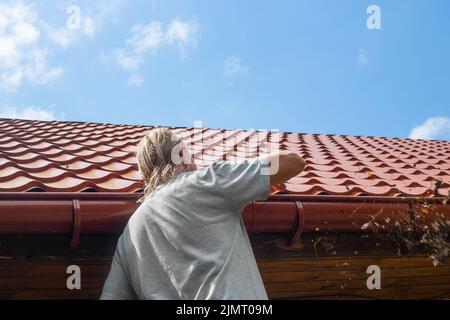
top-left (100, 128), bottom-right (305, 300)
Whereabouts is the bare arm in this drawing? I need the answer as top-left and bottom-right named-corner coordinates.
top-left (265, 151), bottom-right (305, 186)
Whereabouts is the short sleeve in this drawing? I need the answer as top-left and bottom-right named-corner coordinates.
top-left (211, 156), bottom-right (271, 212)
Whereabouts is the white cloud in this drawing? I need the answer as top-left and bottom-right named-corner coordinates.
top-left (44, 14), bottom-right (97, 49)
top-left (0, 2), bottom-right (63, 90)
top-left (113, 49), bottom-right (141, 71)
top-left (409, 117), bottom-right (450, 141)
top-left (127, 74), bottom-right (144, 87)
top-left (14, 0), bottom-right (128, 55)
top-left (166, 19), bottom-right (199, 57)
top-left (224, 55), bottom-right (248, 76)
top-left (82, 16), bottom-right (96, 37)
top-left (0, 106), bottom-right (59, 121)
top-left (87, 0), bottom-right (128, 27)
top-left (357, 49), bottom-right (369, 65)
top-left (100, 23), bottom-right (160, 78)
top-left (44, 20), bottom-right (96, 49)
top-left (47, 0), bottom-right (127, 47)
top-left (107, 21), bottom-right (164, 74)
top-left (107, 18), bottom-right (200, 84)
top-left (0, 0), bottom-right (135, 90)
top-left (22, 49), bottom-right (63, 84)
top-left (44, 24), bottom-right (76, 48)
top-left (127, 22), bottom-right (164, 54)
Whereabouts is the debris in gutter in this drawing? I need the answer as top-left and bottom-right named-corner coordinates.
top-left (336, 262), bottom-right (350, 267)
top-left (311, 236), bottom-right (335, 257)
top-left (434, 180), bottom-right (442, 197)
top-left (313, 237), bottom-right (322, 257)
top-left (360, 199), bottom-right (450, 266)
top-left (421, 219), bottom-right (449, 266)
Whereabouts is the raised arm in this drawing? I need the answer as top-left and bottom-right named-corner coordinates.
top-left (265, 151), bottom-right (305, 186)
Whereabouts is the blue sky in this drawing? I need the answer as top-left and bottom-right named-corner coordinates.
top-left (0, 0), bottom-right (449, 140)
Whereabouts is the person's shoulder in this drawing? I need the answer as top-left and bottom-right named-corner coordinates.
top-left (177, 166), bottom-right (212, 180)
top-left (128, 199), bottom-right (153, 224)
top-left (207, 158), bottom-right (264, 174)
top-left (139, 170), bottom-right (199, 201)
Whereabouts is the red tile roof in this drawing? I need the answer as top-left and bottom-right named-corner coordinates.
top-left (0, 118), bottom-right (449, 197)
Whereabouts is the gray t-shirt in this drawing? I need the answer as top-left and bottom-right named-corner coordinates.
top-left (100, 156), bottom-right (271, 300)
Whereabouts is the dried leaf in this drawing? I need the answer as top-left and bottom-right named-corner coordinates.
top-left (361, 222), bottom-right (371, 230)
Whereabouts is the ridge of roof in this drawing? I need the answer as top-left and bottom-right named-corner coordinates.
top-left (1, 117), bottom-right (449, 143)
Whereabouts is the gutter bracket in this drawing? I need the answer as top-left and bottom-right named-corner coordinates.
top-left (287, 201), bottom-right (304, 246)
top-left (70, 199), bottom-right (81, 251)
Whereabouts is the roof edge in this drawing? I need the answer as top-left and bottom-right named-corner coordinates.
top-left (0, 194), bottom-right (448, 250)
top-left (0, 192), bottom-right (447, 204)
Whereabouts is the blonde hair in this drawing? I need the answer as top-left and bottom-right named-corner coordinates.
top-left (136, 128), bottom-right (186, 199)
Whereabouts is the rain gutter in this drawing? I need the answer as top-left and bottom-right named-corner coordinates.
top-left (0, 193), bottom-right (448, 250)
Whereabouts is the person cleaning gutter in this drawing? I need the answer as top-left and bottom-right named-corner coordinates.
top-left (101, 128), bottom-right (305, 300)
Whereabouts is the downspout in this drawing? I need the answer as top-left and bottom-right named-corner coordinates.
top-left (70, 199), bottom-right (81, 251)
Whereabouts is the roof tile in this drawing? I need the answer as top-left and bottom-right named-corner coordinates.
top-left (0, 118), bottom-right (449, 197)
